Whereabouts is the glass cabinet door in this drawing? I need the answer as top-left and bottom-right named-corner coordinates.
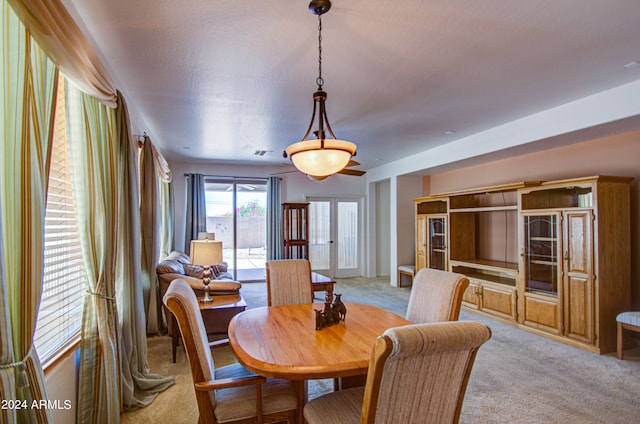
top-left (523, 214), bottom-right (560, 296)
top-left (427, 216), bottom-right (447, 270)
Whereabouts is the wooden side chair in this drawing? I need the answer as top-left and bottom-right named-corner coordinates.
top-left (303, 321), bottom-right (492, 424)
top-left (405, 268), bottom-right (470, 323)
top-left (163, 279), bottom-right (298, 424)
top-left (265, 259), bottom-right (313, 306)
top-left (616, 311), bottom-right (640, 360)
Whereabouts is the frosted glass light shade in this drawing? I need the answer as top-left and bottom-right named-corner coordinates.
top-left (190, 240), bottom-right (223, 266)
top-left (286, 139), bottom-right (357, 177)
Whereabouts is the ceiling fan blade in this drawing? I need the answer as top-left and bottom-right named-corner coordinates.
top-left (346, 160), bottom-right (361, 167)
top-left (338, 168), bottom-right (366, 176)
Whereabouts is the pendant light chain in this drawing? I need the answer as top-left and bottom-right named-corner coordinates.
top-left (316, 15), bottom-right (324, 89)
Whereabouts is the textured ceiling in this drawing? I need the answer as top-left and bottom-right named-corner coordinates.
top-left (61, 0), bottom-right (640, 170)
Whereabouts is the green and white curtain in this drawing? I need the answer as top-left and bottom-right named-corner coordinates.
top-left (67, 84), bottom-right (121, 423)
top-left (0, 2), bottom-right (57, 423)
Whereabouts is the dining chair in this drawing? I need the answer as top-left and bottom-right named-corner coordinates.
top-left (163, 279), bottom-right (298, 424)
top-left (303, 321), bottom-right (492, 424)
top-left (265, 259), bottom-right (313, 306)
top-left (405, 268), bottom-right (470, 323)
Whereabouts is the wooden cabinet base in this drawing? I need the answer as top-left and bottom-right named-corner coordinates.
top-left (463, 306), bottom-right (604, 354)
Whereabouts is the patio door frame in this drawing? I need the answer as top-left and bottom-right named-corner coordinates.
top-left (305, 196), bottom-right (364, 278)
top-left (204, 176), bottom-right (267, 281)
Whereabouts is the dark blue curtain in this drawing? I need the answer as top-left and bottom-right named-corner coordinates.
top-left (266, 176), bottom-right (282, 260)
top-left (184, 173), bottom-right (206, 254)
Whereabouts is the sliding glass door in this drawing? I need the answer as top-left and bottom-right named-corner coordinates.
top-left (204, 177), bottom-right (267, 281)
top-left (308, 197), bottom-right (362, 278)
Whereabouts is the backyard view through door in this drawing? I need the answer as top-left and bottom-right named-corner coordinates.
top-left (308, 198), bottom-right (361, 278)
top-left (204, 178), bottom-right (267, 281)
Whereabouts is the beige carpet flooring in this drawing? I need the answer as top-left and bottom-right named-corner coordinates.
top-left (122, 278), bottom-right (640, 423)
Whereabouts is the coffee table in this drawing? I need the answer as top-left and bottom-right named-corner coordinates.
top-left (311, 272), bottom-right (335, 302)
top-left (170, 293), bottom-right (246, 362)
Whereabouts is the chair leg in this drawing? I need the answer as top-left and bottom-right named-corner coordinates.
top-left (617, 321), bottom-right (624, 360)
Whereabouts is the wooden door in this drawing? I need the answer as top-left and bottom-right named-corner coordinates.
top-left (416, 215), bottom-right (427, 271)
top-left (562, 210), bottom-right (594, 344)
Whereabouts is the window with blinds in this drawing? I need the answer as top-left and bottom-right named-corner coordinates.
top-left (34, 76), bottom-right (86, 365)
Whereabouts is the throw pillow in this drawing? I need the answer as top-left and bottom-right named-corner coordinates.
top-left (183, 263), bottom-right (205, 279)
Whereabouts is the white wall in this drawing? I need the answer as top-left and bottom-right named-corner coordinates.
top-left (44, 349), bottom-right (79, 423)
top-left (374, 180), bottom-right (391, 277)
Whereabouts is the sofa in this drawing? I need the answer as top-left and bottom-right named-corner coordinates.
top-left (156, 250), bottom-right (241, 298)
top-left (157, 251), bottom-right (242, 354)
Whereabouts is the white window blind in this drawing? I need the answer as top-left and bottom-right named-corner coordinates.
top-left (34, 76), bottom-right (86, 364)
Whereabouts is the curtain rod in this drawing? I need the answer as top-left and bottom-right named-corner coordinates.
top-left (183, 174), bottom-right (272, 181)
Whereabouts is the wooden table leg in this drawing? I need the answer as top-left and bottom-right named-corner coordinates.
top-left (295, 380), bottom-right (307, 423)
top-left (172, 332), bottom-right (178, 363)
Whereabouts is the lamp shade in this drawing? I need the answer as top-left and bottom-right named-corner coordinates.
top-left (286, 139), bottom-right (357, 177)
top-left (190, 240), bottom-right (223, 266)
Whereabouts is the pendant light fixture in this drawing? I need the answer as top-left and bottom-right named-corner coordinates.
top-left (283, 0), bottom-right (357, 178)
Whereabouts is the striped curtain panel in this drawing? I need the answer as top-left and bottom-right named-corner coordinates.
top-left (0, 2), bottom-right (57, 423)
top-left (140, 138), bottom-right (161, 334)
top-left (140, 136), bottom-right (173, 334)
top-left (116, 96), bottom-right (174, 410)
top-left (66, 86), bottom-right (121, 423)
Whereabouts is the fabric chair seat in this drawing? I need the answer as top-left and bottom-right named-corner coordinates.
top-left (214, 363), bottom-right (298, 423)
top-left (616, 311), bottom-right (640, 360)
top-left (617, 312), bottom-right (640, 326)
top-left (304, 386), bottom-right (364, 424)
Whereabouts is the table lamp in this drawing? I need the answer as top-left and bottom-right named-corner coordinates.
top-left (190, 239), bottom-right (223, 303)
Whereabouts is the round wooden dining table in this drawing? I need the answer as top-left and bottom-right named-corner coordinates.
top-left (228, 302), bottom-right (412, 421)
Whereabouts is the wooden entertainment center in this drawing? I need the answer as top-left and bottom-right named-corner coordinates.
top-left (414, 175), bottom-right (632, 354)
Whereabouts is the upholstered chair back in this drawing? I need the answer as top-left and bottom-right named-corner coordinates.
top-left (405, 268), bottom-right (470, 323)
top-left (363, 321), bottom-right (491, 423)
top-left (163, 279), bottom-right (217, 417)
top-left (265, 259), bottom-right (313, 306)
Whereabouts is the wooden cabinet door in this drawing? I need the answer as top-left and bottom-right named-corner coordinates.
top-left (521, 212), bottom-right (562, 333)
top-left (523, 294), bottom-right (561, 334)
top-left (426, 215), bottom-right (447, 270)
top-left (480, 282), bottom-right (518, 321)
top-left (562, 210), bottom-right (594, 344)
top-left (416, 215), bottom-right (427, 271)
top-left (462, 280), bottom-right (481, 309)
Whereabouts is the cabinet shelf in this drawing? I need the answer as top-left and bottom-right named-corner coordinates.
top-left (282, 203), bottom-right (309, 259)
top-left (449, 205), bottom-right (519, 213)
top-left (529, 259), bottom-right (557, 266)
top-left (530, 236), bottom-right (556, 242)
top-left (451, 264), bottom-right (517, 287)
top-left (449, 259), bottom-right (518, 277)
